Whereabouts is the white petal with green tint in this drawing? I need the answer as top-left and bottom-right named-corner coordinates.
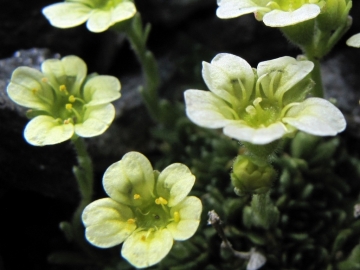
top-left (24, 115), bottom-right (74, 146)
top-left (210, 53), bottom-right (254, 91)
top-left (7, 67), bottom-right (54, 111)
top-left (184, 90), bottom-right (235, 128)
top-left (42, 3), bottom-right (92, 29)
top-left (103, 152), bottom-right (155, 206)
top-left (156, 164), bottom-right (195, 207)
top-left (202, 62), bottom-right (238, 104)
top-left (83, 75), bottom-right (121, 106)
top-left (257, 57), bottom-right (313, 98)
top-left (282, 98), bottom-right (346, 136)
top-left (167, 196), bottom-right (202, 240)
top-left (75, 103), bottom-right (115, 137)
top-left (216, 0), bottom-right (268, 19)
top-left (112, 2), bottom-right (137, 22)
top-left (41, 56), bottom-right (87, 95)
top-left (82, 198), bottom-right (136, 248)
top-left (347, 33), bottom-right (360, 48)
top-left (223, 121), bottom-right (287, 144)
top-left (87, 9), bottom-right (112, 33)
top-left (263, 4), bottom-right (320, 27)
top-left (122, 229), bottom-right (173, 268)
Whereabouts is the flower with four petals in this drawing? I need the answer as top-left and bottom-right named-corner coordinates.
top-left (184, 53), bottom-right (346, 145)
top-left (82, 151), bottom-right (202, 268)
top-left (7, 55), bottom-right (121, 146)
top-left (43, 0), bottom-right (136, 33)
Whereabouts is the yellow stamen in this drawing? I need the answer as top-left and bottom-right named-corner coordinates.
top-left (141, 235), bottom-right (146, 241)
top-left (63, 118), bottom-right (71, 124)
top-left (41, 77), bottom-right (48, 83)
top-left (127, 218), bottom-right (136, 224)
top-left (155, 197), bottom-right (168, 205)
top-left (32, 88), bottom-right (38, 94)
top-left (65, 103), bottom-right (72, 110)
top-left (174, 211), bottom-right (180, 223)
top-left (68, 95), bottom-right (75, 103)
top-left (134, 194), bottom-right (141, 200)
top-left (60, 85), bottom-right (66, 91)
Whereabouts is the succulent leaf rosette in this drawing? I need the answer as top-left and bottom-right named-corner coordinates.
top-left (184, 53), bottom-right (346, 145)
top-left (7, 55), bottom-right (121, 146)
top-left (82, 152), bottom-right (202, 268)
top-left (43, 0), bottom-right (136, 33)
top-left (216, 0), bottom-right (325, 27)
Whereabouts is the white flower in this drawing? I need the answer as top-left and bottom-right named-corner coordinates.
top-left (184, 53), bottom-right (346, 145)
top-left (43, 0), bottom-right (136, 33)
top-left (216, 0), bottom-right (324, 27)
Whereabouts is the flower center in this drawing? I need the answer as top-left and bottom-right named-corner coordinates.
top-left (90, 0), bottom-right (123, 9)
top-left (243, 97), bottom-right (280, 128)
top-left (265, 0), bottom-right (319, 11)
top-left (134, 203), bottom-right (171, 230)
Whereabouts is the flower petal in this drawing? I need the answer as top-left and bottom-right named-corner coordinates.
top-left (216, 0), bottom-right (268, 19)
top-left (122, 229), bottom-right (173, 268)
top-left (112, 2), bottom-right (137, 23)
top-left (75, 103), bottom-right (115, 137)
top-left (257, 56), bottom-right (313, 99)
top-left (41, 56), bottom-right (87, 96)
top-left (211, 53), bottom-right (255, 98)
top-left (347, 33), bottom-right (360, 48)
top-left (83, 75), bottom-right (121, 106)
top-left (87, 9), bottom-right (112, 33)
top-left (184, 90), bottom-right (235, 128)
top-left (24, 115), bottom-right (74, 146)
top-left (7, 67), bottom-right (54, 111)
top-left (156, 164), bottom-right (195, 207)
top-left (42, 3), bottom-right (91, 29)
top-left (103, 152), bottom-right (155, 206)
top-left (223, 121), bottom-right (287, 144)
top-left (282, 97), bottom-right (346, 136)
top-left (202, 53), bottom-right (254, 104)
top-left (82, 198), bottom-right (136, 248)
top-left (263, 4), bottom-right (320, 27)
top-left (167, 196), bottom-right (202, 240)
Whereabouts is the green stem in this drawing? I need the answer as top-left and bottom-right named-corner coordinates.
top-left (69, 136), bottom-right (100, 261)
top-left (122, 15), bottom-right (161, 122)
top-left (308, 58), bottom-right (324, 98)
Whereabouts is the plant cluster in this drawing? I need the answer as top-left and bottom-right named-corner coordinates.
top-left (4, 0), bottom-right (360, 269)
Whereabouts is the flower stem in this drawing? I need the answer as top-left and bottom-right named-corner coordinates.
top-left (308, 58), bottom-right (324, 98)
top-left (122, 14), bottom-right (161, 122)
top-left (68, 136), bottom-right (99, 260)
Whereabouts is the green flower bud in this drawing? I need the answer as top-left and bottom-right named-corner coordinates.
top-left (317, 0), bottom-right (352, 32)
top-left (230, 155), bottom-right (276, 195)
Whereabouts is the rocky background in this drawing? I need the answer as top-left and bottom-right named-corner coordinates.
top-left (1, 0), bottom-right (360, 269)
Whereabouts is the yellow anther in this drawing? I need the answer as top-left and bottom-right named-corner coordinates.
top-left (32, 88), bottom-right (38, 94)
top-left (134, 194), bottom-right (141, 200)
top-left (41, 77), bottom-right (48, 83)
top-left (63, 118), bottom-right (71, 124)
top-left (155, 197), bottom-right (168, 205)
top-left (65, 103), bottom-right (72, 110)
top-left (174, 211), bottom-right (180, 223)
top-left (141, 235), bottom-right (146, 241)
top-left (59, 85), bottom-right (67, 92)
top-left (127, 218), bottom-right (136, 224)
top-left (68, 95), bottom-right (75, 103)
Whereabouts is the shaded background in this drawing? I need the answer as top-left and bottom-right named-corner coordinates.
top-left (1, 0), bottom-right (360, 269)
